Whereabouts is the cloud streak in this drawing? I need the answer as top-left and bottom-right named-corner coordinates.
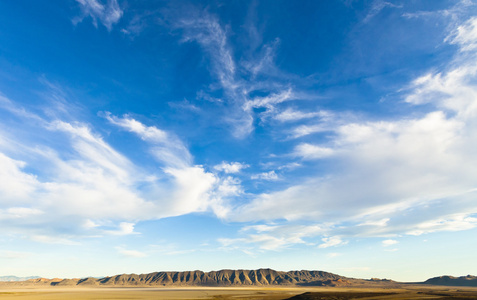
top-left (225, 15), bottom-right (477, 246)
top-left (170, 8), bottom-right (305, 138)
top-left (74, 0), bottom-right (123, 31)
top-left (105, 113), bottom-right (193, 169)
top-left (0, 99), bottom-right (240, 242)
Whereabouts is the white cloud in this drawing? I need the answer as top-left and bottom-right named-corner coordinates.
top-left (0, 114), bottom-right (160, 233)
top-left (291, 124), bottom-right (328, 138)
top-left (172, 9), bottom-right (304, 138)
top-left (241, 224), bottom-right (277, 233)
top-left (50, 120), bottom-right (135, 183)
top-left (74, 0), bottom-right (123, 31)
top-left (382, 239), bottom-right (398, 247)
top-left (105, 113), bottom-right (192, 169)
top-left (120, 13), bottom-right (150, 37)
top-left (105, 114), bottom-right (236, 219)
top-left (164, 166), bottom-right (217, 216)
top-left (243, 88), bottom-right (294, 112)
top-left (0, 154), bottom-right (38, 204)
top-left (218, 223), bottom-right (323, 251)
top-left (0, 99), bottom-right (241, 242)
top-left (31, 235), bottom-right (80, 246)
top-left (288, 110), bottom-right (345, 139)
top-left (277, 162), bottom-right (301, 170)
top-left (447, 17), bottom-right (477, 51)
top-left (106, 114), bottom-right (168, 142)
top-left (402, 0), bottom-right (475, 24)
top-left (0, 207), bottom-right (43, 220)
top-left (318, 236), bottom-right (348, 249)
top-left (177, 13), bottom-right (235, 90)
top-left (407, 214), bottom-right (477, 236)
top-left (251, 170), bottom-right (279, 181)
top-left (116, 247), bottom-right (147, 258)
top-left (242, 38), bottom-right (280, 78)
top-left (274, 108), bottom-right (323, 122)
top-left (214, 161), bottom-right (248, 173)
top-left (293, 143), bottom-right (335, 160)
top-left (227, 15), bottom-right (477, 243)
top-left (103, 222), bottom-right (138, 236)
top-left (359, 218), bottom-right (390, 227)
top-left (213, 176), bottom-right (243, 216)
top-left (363, 1), bottom-right (402, 23)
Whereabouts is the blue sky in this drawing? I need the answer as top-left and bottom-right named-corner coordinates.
top-left (1, 0), bottom-right (477, 282)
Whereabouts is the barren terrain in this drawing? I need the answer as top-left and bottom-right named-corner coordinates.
top-left (0, 285), bottom-right (477, 299)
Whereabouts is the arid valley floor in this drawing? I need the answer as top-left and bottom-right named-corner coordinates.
top-left (0, 285), bottom-right (477, 299)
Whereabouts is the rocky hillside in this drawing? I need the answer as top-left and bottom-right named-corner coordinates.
top-left (50, 269), bottom-right (350, 287)
top-left (424, 275), bottom-right (477, 287)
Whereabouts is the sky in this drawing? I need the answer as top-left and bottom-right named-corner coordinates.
top-left (0, 0), bottom-right (476, 282)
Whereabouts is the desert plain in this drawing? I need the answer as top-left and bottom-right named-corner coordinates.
top-left (0, 285), bottom-right (477, 299)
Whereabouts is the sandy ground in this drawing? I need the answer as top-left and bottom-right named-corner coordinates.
top-left (0, 285), bottom-right (476, 299)
top-left (0, 286), bottom-right (303, 300)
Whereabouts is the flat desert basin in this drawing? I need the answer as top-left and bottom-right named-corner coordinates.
top-left (0, 285), bottom-right (477, 299)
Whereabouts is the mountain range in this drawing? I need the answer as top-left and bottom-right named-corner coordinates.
top-left (53, 269), bottom-right (351, 287)
top-left (1, 269), bottom-right (476, 288)
top-left (424, 275), bottom-right (477, 287)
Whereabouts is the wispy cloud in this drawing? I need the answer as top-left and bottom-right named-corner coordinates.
top-left (382, 239), bottom-right (398, 247)
top-left (218, 223), bottom-right (323, 251)
top-left (318, 236), bottom-right (348, 249)
top-left (74, 0), bottom-right (123, 31)
top-left (274, 108), bottom-right (324, 122)
top-left (105, 113), bottom-right (192, 169)
top-left (402, 0), bottom-right (475, 22)
top-left (0, 93), bottom-right (245, 242)
top-left (102, 222), bottom-right (138, 236)
top-left (293, 143), bottom-right (335, 160)
top-left (446, 16), bottom-right (477, 52)
top-left (243, 88), bottom-right (294, 112)
top-left (407, 214), bottom-right (477, 236)
top-left (170, 8), bottom-right (306, 138)
top-left (251, 170), bottom-right (279, 181)
top-left (172, 10), bottom-right (253, 137)
top-left (227, 14), bottom-right (477, 244)
top-left (120, 13), bottom-right (152, 37)
top-left (359, 218), bottom-right (390, 227)
top-left (363, 0), bottom-right (402, 23)
top-left (116, 247), bottom-right (147, 258)
top-left (214, 161), bottom-right (248, 174)
top-left (31, 235), bottom-right (81, 246)
top-left (287, 110), bottom-right (345, 139)
top-left (0, 207), bottom-right (43, 220)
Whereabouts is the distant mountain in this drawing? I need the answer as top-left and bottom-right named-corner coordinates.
top-left (55, 269), bottom-right (351, 287)
top-left (6, 269), bottom-right (358, 287)
top-left (0, 275), bottom-right (40, 282)
top-left (424, 275), bottom-right (477, 287)
top-left (5, 270), bottom-right (475, 288)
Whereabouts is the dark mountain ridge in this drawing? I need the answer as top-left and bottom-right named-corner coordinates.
top-left (424, 275), bottom-right (477, 287)
top-left (52, 269), bottom-right (350, 287)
